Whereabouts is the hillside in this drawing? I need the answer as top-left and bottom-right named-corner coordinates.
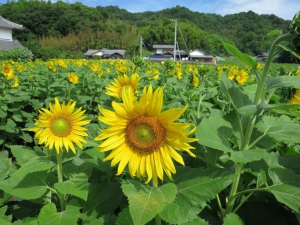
top-left (0, 1), bottom-right (291, 59)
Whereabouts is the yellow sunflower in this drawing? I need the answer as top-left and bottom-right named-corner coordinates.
top-left (227, 66), bottom-right (238, 80)
top-left (95, 85), bottom-right (197, 184)
top-left (30, 98), bottom-right (90, 154)
top-left (68, 72), bottom-right (79, 84)
top-left (2, 63), bottom-right (14, 77)
top-left (290, 89), bottom-right (300, 104)
top-left (105, 73), bottom-right (140, 98)
top-left (192, 74), bottom-right (199, 87)
top-left (236, 70), bottom-right (249, 85)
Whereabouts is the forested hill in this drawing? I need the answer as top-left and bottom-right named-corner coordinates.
top-left (0, 0), bottom-right (291, 59)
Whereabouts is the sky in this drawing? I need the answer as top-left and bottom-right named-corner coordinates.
top-left (0, 0), bottom-right (298, 21)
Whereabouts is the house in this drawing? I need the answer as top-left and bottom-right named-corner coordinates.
top-left (153, 44), bottom-right (174, 54)
top-left (0, 16), bottom-right (26, 51)
top-left (84, 49), bottom-right (126, 60)
top-left (189, 49), bottom-right (216, 64)
top-left (151, 44), bottom-right (189, 61)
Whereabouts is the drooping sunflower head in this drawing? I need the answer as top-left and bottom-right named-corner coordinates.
top-left (105, 73), bottom-right (140, 98)
top-left (95, 85), bottom-right (197, 184)
top-left (30, 98), bottom-right (91, 154)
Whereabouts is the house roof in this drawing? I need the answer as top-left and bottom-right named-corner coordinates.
top-left (153, 44), bottom-right (174, 49)
top-left (0, 16), bottom-right (24, 30)
top-left (0, 40), bottom-right (24, 51)
top-left (84, 49), bottom-right (125, 57)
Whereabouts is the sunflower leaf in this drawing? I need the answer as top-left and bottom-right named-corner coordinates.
top-left (122, 180), bottom-right (177, 225)
top-left (0, 171), bottom-right (50, 200)
top-left (223, 213), bottom-right (245, 225)
top-left (54, 173), bottom-right (90, 201)
top-left (196, 115), bottom-right (233, 153)
top-left (268, 166), bottom-right (300, 213)
top-left (256, 115), bottom-right (300, 144)
top-left (223, 41), bottom-right (257, 68)
top-left (38, 202), bottom-right (80, 225)
top-left (265, 76), bottom-right (300, 90)
top-left (230, 148), bottom-right (266, 163)
top-left (116, 208), bottom-right (134, 225)
top-left (160, 167), bottom-right (236, 224)
top-left (83, 183), bottom-right (123, 217)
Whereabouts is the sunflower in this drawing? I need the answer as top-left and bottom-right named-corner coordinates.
top-left (95, 85), bottom-right (197, 184)
top-left (68, 72), bottom-right (79, 84)
top-left (192, 73), bottom-right (199, 87)
top-left (227, 66), bottom-right (238, 80)
top-left (235, 70), bottom-right (249, 85)
top-left (290, 89), bottom-right (300, 104)
top-left (30, 98), bottom-right (90, 154)
top-left (105, 73), bottom-right (140, 98)
top-left (2, 63), bottom-right (14, 77)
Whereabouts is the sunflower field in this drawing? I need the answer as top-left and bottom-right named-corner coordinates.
top-left (1, 13), bottom-right (300, 225)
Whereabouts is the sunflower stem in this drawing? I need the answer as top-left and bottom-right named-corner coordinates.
top-left (152, 179), bottom-right (161, 225)
top-left (56, 152), bottom-right (66, 211)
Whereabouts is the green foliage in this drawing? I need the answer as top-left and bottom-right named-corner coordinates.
top-left (0, 47), bottom-right (32, 62)
top-left (0, 1), bottom-right (291, 59)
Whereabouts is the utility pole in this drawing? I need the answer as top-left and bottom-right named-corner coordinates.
top-left (170, 19), bottom-right (177, 62)
top-left (140, 36), bottom-right (143, 57)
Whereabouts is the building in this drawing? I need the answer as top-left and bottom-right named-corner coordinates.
top-left (151, 44), bottom-right (189, 62)
top-left (189, 49), bottom-right (216, 64)
top-left (0, 16), bottom-right (25, 51)
top-left (84, 49), bottom-right (126, 60)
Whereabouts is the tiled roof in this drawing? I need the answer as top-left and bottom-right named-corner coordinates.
top-left (0, 16), bottom-right (24, 30)
top-left (0, 40), bottom-right (24, 51)
top-left (84, 49), bottom-right (125, 56)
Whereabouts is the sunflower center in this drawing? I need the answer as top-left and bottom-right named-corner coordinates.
top-left (125, 116), bottom-right (166, 153)
top-left (50, 117), bottom-right (72, 137)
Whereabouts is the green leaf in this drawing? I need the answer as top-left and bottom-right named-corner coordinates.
top-left (230, 148), bottom-right (266, 163)
top-left (181, 217), bottom-right (210, 225)
top-left (160, 167), bottom-right (236, 224)
top-left (116, 208), bottom-right (134, 225)
top-left (267, 29), bottom-right (282, 37)
top-left (278, 44), bottom-right (300, 60)
top-left (256, 116), bottom-right (300, 144)
top-left (265, 76), bottom-right (300, 89)
top-left (0, 206), bottom-right (9, 220)
top-left (10, 145), bottom-right (39, 166)
top-left (220, 74), bottom-right (254, 109)
top-left (0, 109), bottom-right (7, 118)
top-left (223, 213), bottom-right (245, 225)
top-left (83, 183), bottom-right (123, 217)
top-left (12, 114), bottom-right (23, 122)
top-left (237, 201), bottom-right (287, 225)
top-left (0, 158), bottom-right (12, 180)
top-left (0, 218), bottom-right (11, 225)
top-left (122, 180), bottom-right (177, 225)
top-left (0, 118), bottom-right (16, 133)
top-left (278, 155), bottom-right (300, 174)
top-left (223, 42), bottom-right (257, 68)
top-left (38, 202), bottom-right (80, 225)
top-left (0, 171), bottom-right (50, 200)
top-left (12, 156), bottom-right (55, 177)
top-left (196, 116), bottom-right (233, 153)
top-left (54, 173), bottom-right (90, 200)
top-left (268, 166), bottom-right (300, 213)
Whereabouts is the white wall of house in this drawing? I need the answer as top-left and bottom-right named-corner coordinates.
top-left (189, 49), bottom-right (205, 57)
top-left (0, 27), bottom-right (13, 41)
top-left (93, 52), bottom-right (103, 57)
